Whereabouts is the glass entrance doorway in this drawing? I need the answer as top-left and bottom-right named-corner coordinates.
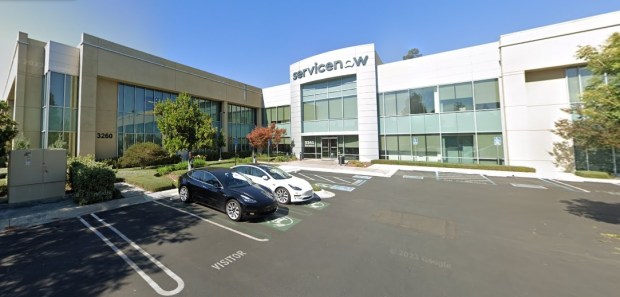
top-left (321, 137), bottom-right (338, 159)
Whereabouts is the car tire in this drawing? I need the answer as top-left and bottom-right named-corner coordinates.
top-left (275, 187), bottom-right (291, 204)
top-left (226, 199), bottom-right (242, 222)
top-left (179, 186), bottom-right (191, 203)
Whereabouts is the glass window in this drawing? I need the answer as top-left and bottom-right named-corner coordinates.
top-left (384, 92), bottom-right (397, 116)
top-left (378, 93), bottom-right (384, 116)
top-left (154, 90), bottom-right (162, 103)
top-left (277, 106), bottom-right (284, 123)
top-left (315, 100), bottom-right (328, 120)
top-left (145, 89), bottom-right (154, 111)
top-left (48, 107), bottom-right (63, 131)
top-left (50, 72), bottom-right (65, 107)
top-left (135, 87), bottom-right (145, 113)
top-left (474, 79), bottom-right (500, 110)
top-left (343, 96), bottom-right (357, 118)
top-left (439, 82), bottom-right (473, 112)
top-left (344, 135), bottom-right (359, 155)
top-left (398, 135), bottom-right (412, 156)
top-left (65, 75), bottom-right (77, 108)
top-left (124, 86), bottom-right (135, 113)
top-left (282, 106), bottom-right (291, 122)
top-left (477, 134), bottom-right (504, 161)
top-left (410, 87), bottom-right (435, 114)
top-left (396, 90), bottom-right (410, 116)
top-left (329, 98), bottom-right (343, 119)
top-left (386, 136), bottom-right (398, 155)
top-left (118, 84), bottom-right (124, 113)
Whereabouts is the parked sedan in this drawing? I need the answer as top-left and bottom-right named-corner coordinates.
top-left (177, 168), bottom-right (278, 221)
top-left (232, 164), bottom-right (314, 204)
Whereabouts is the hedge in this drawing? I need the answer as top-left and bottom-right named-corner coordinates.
top-left (370, 159), bottom-right (536, 173)
top-left (69, 155), bottom-right (117, 205)
top-left (575, 170), bottom-right (613, 179)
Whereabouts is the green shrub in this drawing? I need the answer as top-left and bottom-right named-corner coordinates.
top-left (119, 142), bottom-right (170, 168)
top-left (347, 160), bottom-right (366, 167)
top-left (0, 178), bottom-right (7, 196)
top-left (312, 184), bottom-right (322, 191)
top-left (370, 159), bottom-right (536, 173)
top-left (575, 170), bottom-right (613, 179)
top-left (69, 155), bottom-right (116, 205)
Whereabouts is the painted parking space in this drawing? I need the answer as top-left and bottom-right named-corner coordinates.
top-left (79, 213), bottom-right (185, 296)
top-left (290, 171), bottom-right (373, 192)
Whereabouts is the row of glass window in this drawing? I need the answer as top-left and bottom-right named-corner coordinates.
top-left (263, 105), bottom-right (291, 125)
top-left (118, 84), bottom-right (177, 114)
top-left (228, 104), bottom-right (256, 125)
top-left (43, 72), bottom-right (79, 155)
top-left (379, 133), bottom-right (504, 164)
top-left (303, 96), bottom-right (358, 121)
top-left (302, 76), bottom-right (356, 102)
top-left (379, 79), bottom-right (500, 116)
top-left (379, 110), bottom-right (502, 135)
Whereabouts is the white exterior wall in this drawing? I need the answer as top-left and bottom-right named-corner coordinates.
top-left (378, 42), bottom-right (500, 93)
top-left (288, 44), bottom-right (379, 161)
top-left (262, 84), bottom-right (290, 108)
top-left (500, 10), bottom-right (620, 173)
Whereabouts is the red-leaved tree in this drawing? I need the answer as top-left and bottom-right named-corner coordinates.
top-left (246, 123), bottom-right (286, 153)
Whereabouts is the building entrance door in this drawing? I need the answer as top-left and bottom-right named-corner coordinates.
top-left (321, 137), bottom-right (338, 159)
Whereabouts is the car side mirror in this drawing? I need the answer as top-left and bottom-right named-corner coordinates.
top-left (262, 175), bottom-right (269, 181)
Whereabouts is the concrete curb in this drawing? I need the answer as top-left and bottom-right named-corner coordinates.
top-left (1, 189), bottom-right (179, 233)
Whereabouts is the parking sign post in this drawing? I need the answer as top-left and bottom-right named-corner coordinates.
top-left (494, 136), bottom-right (502, 165)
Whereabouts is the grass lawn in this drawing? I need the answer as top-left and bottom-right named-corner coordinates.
top-left (116, 158), bottom-right (254, 192)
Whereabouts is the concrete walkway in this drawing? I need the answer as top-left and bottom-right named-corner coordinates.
top-left (1, 160), bottom-right (618, 233)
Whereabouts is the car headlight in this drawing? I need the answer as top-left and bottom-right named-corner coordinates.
top-left (240, 195), bottom-right (257, 204)
top-left (288, 184), bottom-right (302, 191)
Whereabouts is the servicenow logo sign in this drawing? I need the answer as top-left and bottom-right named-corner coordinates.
top-left (292, 55), bottom-right (369, 81)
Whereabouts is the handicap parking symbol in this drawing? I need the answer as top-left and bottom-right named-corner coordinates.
top-left (304, 201), bottom-right (329, 210)
top-left (261, 215), bottom-right (301, 231)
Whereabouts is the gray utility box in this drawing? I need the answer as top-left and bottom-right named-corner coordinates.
top-left (8, 149), bottom-right (67, 204)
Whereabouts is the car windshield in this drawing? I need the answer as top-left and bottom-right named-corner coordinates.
top-left (220, 172), bottom-right (253, 188)
top-left (268, 167), bottom-right (292, 180)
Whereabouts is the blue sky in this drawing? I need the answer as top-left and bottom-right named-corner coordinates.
top-left (1, 0), bottom-right (620, 91)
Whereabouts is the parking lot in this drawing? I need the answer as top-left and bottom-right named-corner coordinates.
top-left (1, 170), bottom-right (619, 297)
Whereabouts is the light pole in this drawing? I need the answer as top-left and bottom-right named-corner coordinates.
top-left (219, 111), bottom-right (225, 161)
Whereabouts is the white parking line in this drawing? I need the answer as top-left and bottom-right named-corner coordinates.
top-left (313, 175), bottom-right (336, 183)
top-left (511, 183), bottom-right (547, 189)
top-left (330, 176), bottom-right (353, 184)
top-left (539, 178), bottom-right (590, 193)
top-left (153, 201), bottom-right (269, 242)
top-left (297, 173), bottom-right (315, 180)
top-left (80, 215), bottom-right (185, 296)
top-left (480, 175), bottom-right (496, 185)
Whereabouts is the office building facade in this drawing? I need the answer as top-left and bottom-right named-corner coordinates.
top-left (3, 11), bottom-right (620, 174)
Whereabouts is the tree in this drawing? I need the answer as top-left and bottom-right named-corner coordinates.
top-left (553, 33), bottom-right (620, 153)
top-left (246, 123), bottom-right (286, 154)
top-left (0, 101), bottom-right (18, 162)
top-left (403, 48), bottom-right (423, 60)
top-left (154, 92), bottom-right (217, 156)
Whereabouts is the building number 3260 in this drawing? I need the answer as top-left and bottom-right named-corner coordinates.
top-left (96, 133), bottom-right (113, 139)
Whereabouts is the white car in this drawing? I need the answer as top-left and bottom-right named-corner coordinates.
top-left (232, 164), bottom-right (314, 204)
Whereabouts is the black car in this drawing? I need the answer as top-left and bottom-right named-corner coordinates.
top-left (177, 168), bottom-right (278, 221)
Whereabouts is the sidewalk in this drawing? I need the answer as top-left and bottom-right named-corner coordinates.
top-left (0, 183), bottom-right (178, 233)
top-left (2, 160), bottom-right (618, 233)
top-left (278, 159), bottom-right (620, 184)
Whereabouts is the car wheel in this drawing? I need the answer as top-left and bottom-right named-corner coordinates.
top-left (275, 187), bottom-right (291, 204)
top-left (226, 199), bottom-right (242, 221)
top-left (179, 186), bottom-right (191, 203)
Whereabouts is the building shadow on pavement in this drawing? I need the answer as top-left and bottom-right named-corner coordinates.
top-left (561, 198), bottom-right (620, 224)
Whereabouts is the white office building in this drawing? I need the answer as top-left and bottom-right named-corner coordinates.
top-left (262, 11), bottom-right (620, 174)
